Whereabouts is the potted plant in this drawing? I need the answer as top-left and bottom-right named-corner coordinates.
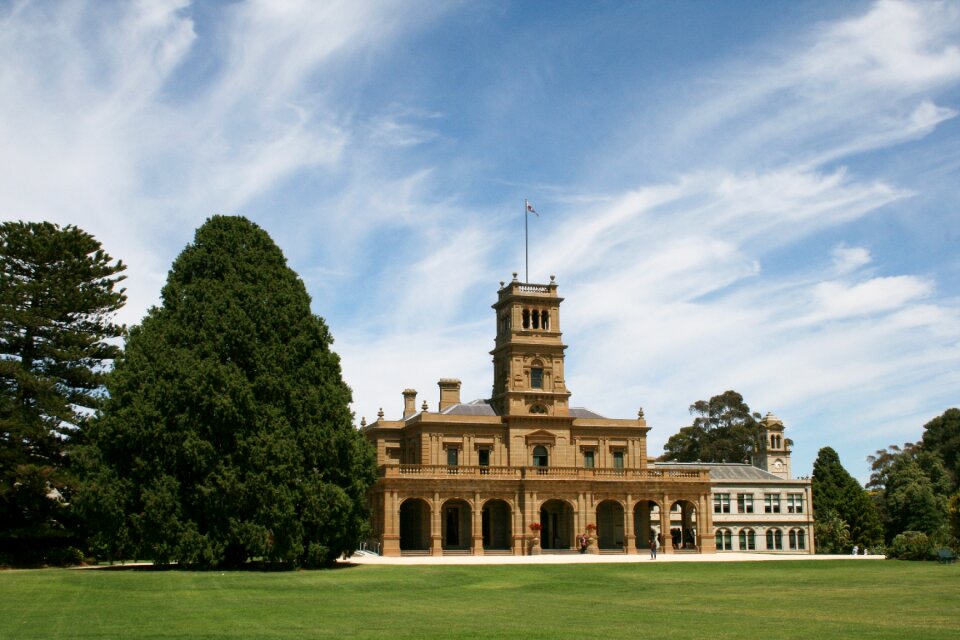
top-left (529, 522), bottom-right (542, 555)
top-left (585, 523), bottom-right (599, 554)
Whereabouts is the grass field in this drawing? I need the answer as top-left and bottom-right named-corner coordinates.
top-left (1, 560), bottom-right (958, 639)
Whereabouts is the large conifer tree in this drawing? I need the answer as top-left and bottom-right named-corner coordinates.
top-left (0, 221), bottom-right (126, 564)
top-left (89, 216), bottom-right (375, 567)
top-left (812, 447), bottom-right (883, 551)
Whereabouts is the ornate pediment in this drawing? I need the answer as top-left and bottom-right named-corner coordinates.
top-left (524, 429), bottom-right (556, 445)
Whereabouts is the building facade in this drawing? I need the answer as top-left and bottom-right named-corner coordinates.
top-left (362, 276), bottom-right (813, 555)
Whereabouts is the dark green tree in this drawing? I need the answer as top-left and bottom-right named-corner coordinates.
top-left (811, 447), bottom-right (883, 551)
top-left (0, 221), bottom-right (126, 564)
top-left (868, 445), bottom-right (948, 541)
top-left (812, 508), bottom-right (851, 554)
top-left (661, 390), bottom-right (762, 463)
top-left (920, 408), bottom-right (960, 492)
top-left (87, 216), bottom-right (375, 568)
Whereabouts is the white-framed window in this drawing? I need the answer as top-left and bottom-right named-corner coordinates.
top-left (739, 528), bottom-right (756, 550)
top-left (787, 493), bottom-right (804, 513)
top-left (716, 529), bottom-right (733, 551)
top-left (764, 494), bottom-right (781, 514)
top-left (766, 528), bottom-right (783, 550)
top-left (713, 494), bottom-right (731, 514)
top-left (737, 493), bottom-right (754, 513)
top-left (789, 528), bottom-right (806, 550)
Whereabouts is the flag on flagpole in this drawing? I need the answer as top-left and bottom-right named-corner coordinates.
top-left (525, 200), bottom-right (539, 216)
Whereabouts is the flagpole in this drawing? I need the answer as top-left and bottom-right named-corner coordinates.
top-left (524, 199), bottom-right (529, 283)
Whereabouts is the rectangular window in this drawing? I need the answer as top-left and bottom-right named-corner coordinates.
top-left (583, 450), bottom-right (595, 469)
top-left (447, 448), bottom-right (459, 467)
top-left (478, 449), bottom-right (490, 467)
top-left (737, 494), bottom-right (754, 514)
top-left (530, 367), bottom-right (544, 389)
top-left (612, 451), bottom-right (624, 470)
top-left (713, 494), bottom-right (731, 514)
top-left (787, 494), bottom-right (804, 513)
top-left (765, 494), bottom-right (781, 514)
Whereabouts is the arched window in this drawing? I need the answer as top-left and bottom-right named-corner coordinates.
top-left (716, 529), bottom-right (732, 551)
top-left (533, 445), bottom-right (548, 467)
top-left (739, 528), bottom-right (756, 550)
top-left (541, 310), bottom-right (550, 330)
top-left (790, 528), bottom-right (806, 550)
top-left (522, 309), bottom-right (530, 329)
top-left (532, 309), bottom-right (540, 329)
top-left (766, 528), bottom-right (783, 550)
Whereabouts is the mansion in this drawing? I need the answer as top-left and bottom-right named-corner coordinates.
top-left (361, 276), bottom-right (814, 556)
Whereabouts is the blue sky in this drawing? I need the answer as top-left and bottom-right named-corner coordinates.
top-left (2, 0), bottom-right (958, 482)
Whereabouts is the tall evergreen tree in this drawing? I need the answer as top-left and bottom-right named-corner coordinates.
top-left (661, 390), bottom-right (762, 463)
top-left (87, 216), bottom-right (375, 568)
top-left (0, 221), bottom-right (126, 564)
top-left (812, 447), bottom-right (883, 550)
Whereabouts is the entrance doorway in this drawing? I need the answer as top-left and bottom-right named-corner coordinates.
top-left (399, 498), bottom-right (430, 551)
top-left (596, 500), bottom-right (624, 550)
top-left (482, 499), bottom-right (512, 550)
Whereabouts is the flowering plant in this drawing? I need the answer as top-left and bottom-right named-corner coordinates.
top-left (529, 522), bottom-right (542, 533)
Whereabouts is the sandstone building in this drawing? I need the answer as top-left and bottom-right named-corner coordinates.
top-left (362, 276), bottom-right (814, 555)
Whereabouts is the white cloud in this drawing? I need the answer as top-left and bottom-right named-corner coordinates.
top-left (832, 245), bottom-right (872, 275)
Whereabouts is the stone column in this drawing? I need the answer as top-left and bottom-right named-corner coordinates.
top-left (659, 495), bottom-right (671, 554)
top-left (472, 492), bottom-right (484, 555)
top-left (697, 493), bottom-right (716, 553)
top-left (431, 492), bottom-right (442, 556)
top-left (624, 494), bottom-right (636, 554)
top-left (382, 490), bottom-right (401, 557)
top-left (512, 491), bottom-right (523, 556)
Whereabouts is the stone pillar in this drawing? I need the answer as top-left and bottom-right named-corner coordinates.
top-left (472, 493), bottom-right (484, 555)
top-left (625, 494), bottom-right (636, 554)
top-left (659, 495), bottom-right (671, 554)
top-left (698, 493), bottom-right (716, 553)
top-left (512, 492), bottom-right (524, 556)
top-left (382, 490), bottom-right (401, 557)
top-left (431, 492), bottom-right (442, 556)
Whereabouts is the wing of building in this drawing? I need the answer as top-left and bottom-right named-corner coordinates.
top-left (361, 275), bottom-right (814, 556)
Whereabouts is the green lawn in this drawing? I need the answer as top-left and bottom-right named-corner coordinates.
top-left (1, 561), bottom-right (957, 639)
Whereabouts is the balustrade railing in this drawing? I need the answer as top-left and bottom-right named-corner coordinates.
top-left (378, 464), bottom-right (709, 481)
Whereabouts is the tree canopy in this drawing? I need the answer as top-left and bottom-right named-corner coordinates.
top-left (661, 390), bottom-right (762, 463)
top-left (0, 221), bottom-right (126, 564)
top-left (811, 447), bottom-right (883, 551)
top-left (86, 216), bottom-right (375, 568)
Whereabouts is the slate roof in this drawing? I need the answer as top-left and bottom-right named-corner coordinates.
top-left (440, 399), bottom-right (498, 416)
top-left (439, 401), bottom-right (606, 419)
top-left (654, 462), bottom-right (786, 481)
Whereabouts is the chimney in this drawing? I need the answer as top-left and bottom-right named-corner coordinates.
top-left (402, 389), bottom-right (417, 418)
top-left (438, 378), bottom-right (462, 412)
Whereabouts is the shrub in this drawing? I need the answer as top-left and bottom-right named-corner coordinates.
top-left (886, 531), bottom-right (934, 560)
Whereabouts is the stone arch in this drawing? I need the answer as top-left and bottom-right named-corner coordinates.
top-left (399, 498), bottom-right (431, 551)
top-left (481, 498), bottom-right (512, 550)
top-left (669, 499), bottom-right (699, 550)
top-left (595, 499), bottom-right (625, 550)
top-left (440, 498), bottom-right (473, 551)
top-left (632, 499), bottom-right (660, 549)
top-left (538, 498), bottom-right (576, 550)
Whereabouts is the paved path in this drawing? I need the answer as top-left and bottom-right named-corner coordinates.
top-left (343, 552), bottom-right (884, 566)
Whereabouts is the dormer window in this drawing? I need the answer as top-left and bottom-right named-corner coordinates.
top-left (531, 367), bottom-right (544, 389)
